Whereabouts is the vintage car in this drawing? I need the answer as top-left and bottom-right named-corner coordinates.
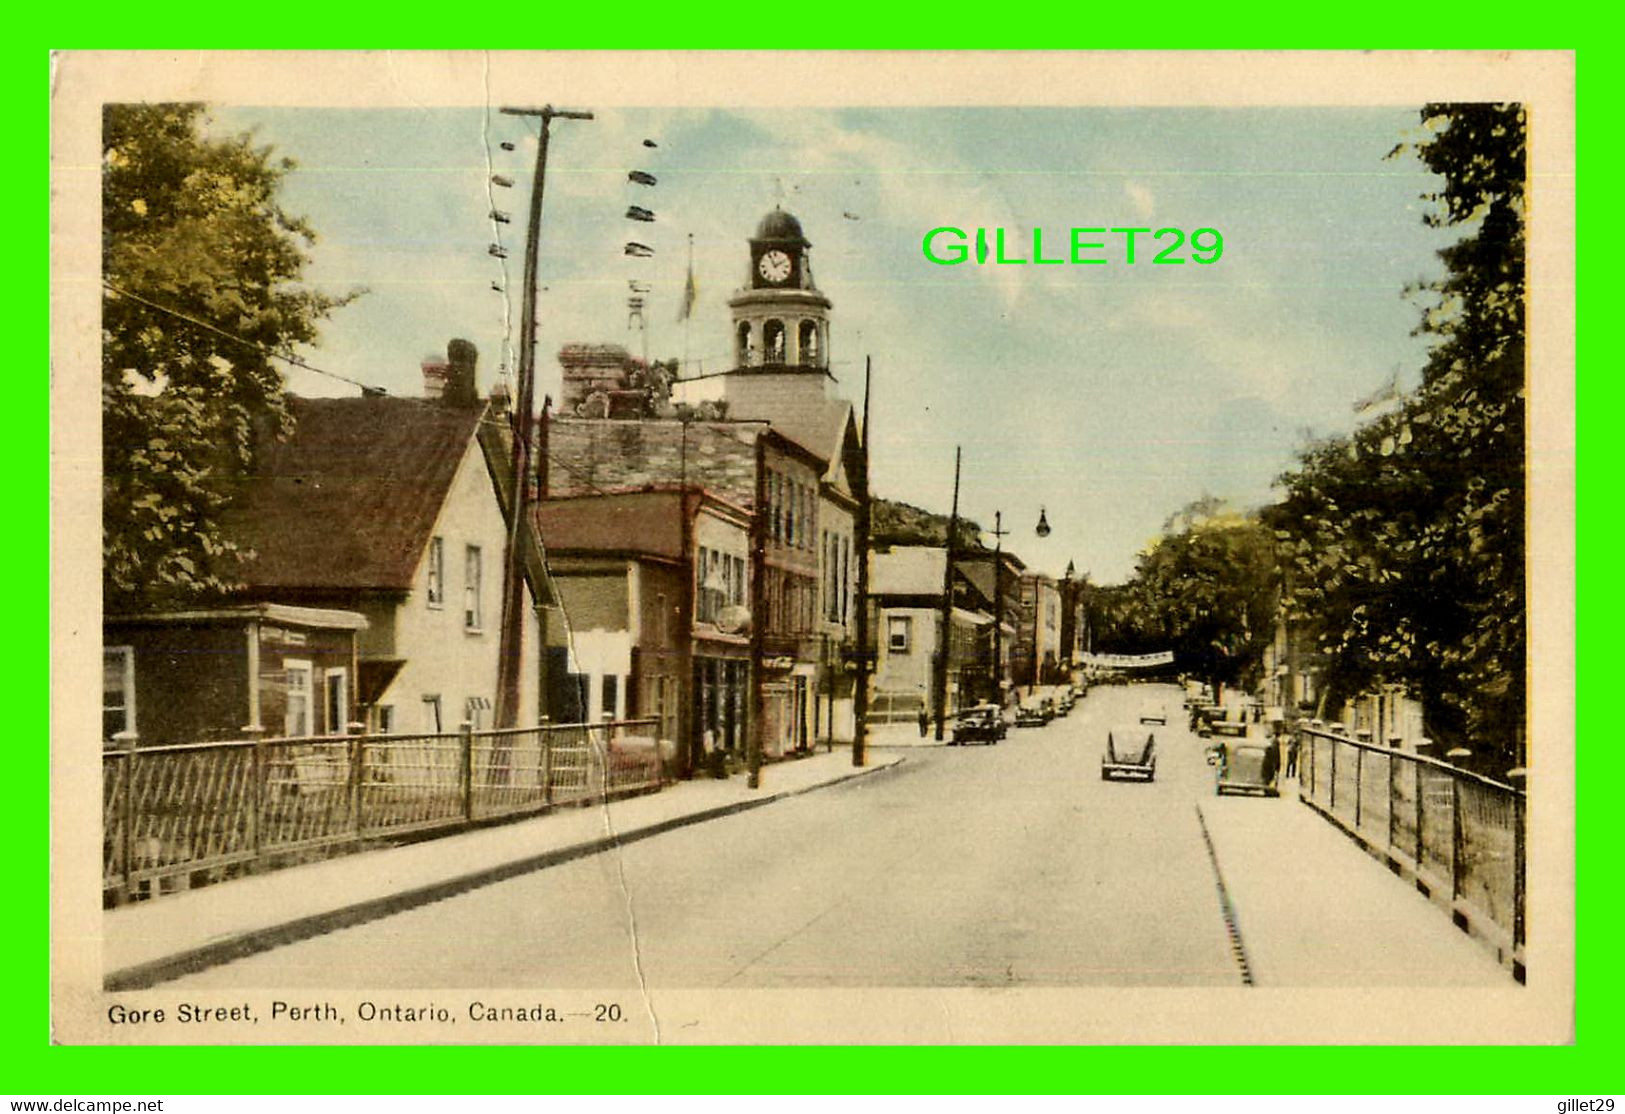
top-left (1054, 688), bottom-right (1074, 717)
top-left (1102, 723), bottom-right (1157, 781)
top-left (1209, 739), bottom-right (1281, 797)
top-left (1139, 704), bottom-right (1168, 726)
top-left (950, 704), bottom-right (1005, 746)
top-left (1015, 699), bottom-right (1049, 727)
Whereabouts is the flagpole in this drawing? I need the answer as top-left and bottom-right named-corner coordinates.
top-left (682, 232), bottom-right (694, 377)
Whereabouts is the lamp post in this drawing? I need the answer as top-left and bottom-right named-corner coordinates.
top-left (1061, 560), bottom-right (1075, 683)
top-left (989, 510), bottom-right (1008, 709)
top-left (1027, 507), bottom-right (1051, 695)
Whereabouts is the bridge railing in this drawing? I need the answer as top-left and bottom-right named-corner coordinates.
top-left (1298, 726), bottom-right (1525, 966)
top-left (102, 718), bottom-right (665, 904)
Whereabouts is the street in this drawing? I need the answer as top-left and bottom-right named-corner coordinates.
top-left (171, 684), bottom-right (1507, 990)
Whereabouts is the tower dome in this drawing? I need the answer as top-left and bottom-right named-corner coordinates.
top-left (755, 207), bottom-right (807, 242)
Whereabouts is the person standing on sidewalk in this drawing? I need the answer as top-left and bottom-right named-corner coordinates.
top-left (917, 707), bottom-right (930, 738)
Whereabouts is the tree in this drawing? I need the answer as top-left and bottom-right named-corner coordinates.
top-left (1270, 104), bottom-right (1526, 764)
top-left (1094, 502), bottom-right (1278, 692)
top-left (102, 103), bottom-right (357, 610)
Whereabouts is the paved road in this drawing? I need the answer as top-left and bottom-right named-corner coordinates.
top-left (173, 684), bottom-right (1506, 989)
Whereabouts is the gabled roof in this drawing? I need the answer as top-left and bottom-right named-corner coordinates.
top-left (773, 399), bottom-right (854, 480)
top-left (224, 395), bottom-right (486, 592)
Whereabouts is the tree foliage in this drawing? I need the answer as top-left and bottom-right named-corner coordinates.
top-left (1091, 502), bottom-right (1277, 690)
top-left (1270, 103), bottom-right (1526, 761)
top-left (871, 496), bottom-right (985, 553)
top-left (102, 103), bottom-right (356, 610)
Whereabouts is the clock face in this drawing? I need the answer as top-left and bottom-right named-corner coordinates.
top-left (758, 249), bottom-right (793, 284)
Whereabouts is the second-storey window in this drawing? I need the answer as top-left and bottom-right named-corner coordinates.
top-left (464, 545), bottom-right (482, 631)
top-left (888, 616), bottom-right (911, 654)
top-left (426, 536), bottom-right (445, 608)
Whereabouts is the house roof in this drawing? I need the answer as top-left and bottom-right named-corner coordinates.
top-left (535, 491), bottom-right (687, 562)
top-left (957, 560), bottom-right (998, 606)
top-left (871, 546), bottom-right (947, 596)
top-left (772, 400), bottom-right (853, 476)
top-left (224, 395), bottom-right (485, 592)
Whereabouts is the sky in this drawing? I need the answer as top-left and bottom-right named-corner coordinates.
top-left (209, 103), bottom-right (1457, 583)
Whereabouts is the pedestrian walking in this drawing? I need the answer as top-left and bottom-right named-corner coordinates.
top-left (917, 708), bottom-right (930, 737)
top-left (1285, 732), bottom-right (1300, 778)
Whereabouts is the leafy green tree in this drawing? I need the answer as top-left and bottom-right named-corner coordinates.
top-left (1094, 502), bottom-right (1277, 693)
top-left (1271, 103), bottom-right (1526, 763)
top-left (102, 103), bottom-right (356, 611)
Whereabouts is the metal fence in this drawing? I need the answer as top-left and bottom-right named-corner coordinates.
top-left (103, 718), bottom-right (665, 903)
top-left (1298, 727), bottom-right (1525, 957)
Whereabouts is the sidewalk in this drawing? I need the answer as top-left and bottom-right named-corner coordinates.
top-left (105, 747), bottom-right (904, 990)
top-left (1198, 774), bottom-right (1513, 987)
top-left (865, 720), bottom-right (950, 748)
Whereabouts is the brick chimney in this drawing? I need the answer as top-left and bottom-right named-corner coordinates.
top-left (445, 338), bottom-right (479, 407)
top-left (421, 353), bottom-right (450, 400)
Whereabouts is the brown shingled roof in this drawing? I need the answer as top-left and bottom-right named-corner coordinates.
top-left (224, 395), bottom-right (486, 592)
top-left (535, 491), bottom-right (686, 562)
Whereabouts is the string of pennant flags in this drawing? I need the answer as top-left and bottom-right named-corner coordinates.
top-left (486, 125), bottom-right (692, 369)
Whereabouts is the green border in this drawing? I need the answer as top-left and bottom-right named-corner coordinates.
top-left (32, 11), bottom-right (1606, 1096)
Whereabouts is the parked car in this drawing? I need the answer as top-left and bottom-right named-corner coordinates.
top-left (950, 704), bottom-right (1005, 746)
top-left (1103, 722), bottom-right (1157, 781)
top-left (1015, 700), bottom-right (1048, 727)
top-left (1055, 689), bottom-right (1074, 717)
top-left (1209, 740), bottom-right (1280, 797)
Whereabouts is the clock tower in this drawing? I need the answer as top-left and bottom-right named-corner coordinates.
top-left (730, 207), bottom-right (832, 373)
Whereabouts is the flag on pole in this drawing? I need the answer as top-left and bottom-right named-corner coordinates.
top-left (678, 237), bottom-right (698, 321)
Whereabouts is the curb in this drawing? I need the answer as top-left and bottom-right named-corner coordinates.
top-left (105, 756), bottom-right (905, 992)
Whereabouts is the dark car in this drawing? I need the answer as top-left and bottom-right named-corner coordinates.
top-left (1103, 723), bottom-right (1157, 781)
top-left (1015, 700), bottom-right (1048, 727)
top-left (950, 704), bottom-right (1005, 746)
top-left (1210, 740), bottom-right (1280, 797)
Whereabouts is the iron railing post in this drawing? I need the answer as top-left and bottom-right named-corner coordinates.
top-left (1387, 748), bottom-right (1397, 854)
top-left (350, 727), bottom-right (366, 836)
top-left (1354, 744), bottom-right (1363, 831)
top-left (1450, 775), bottom-right (1464, 901)
top-left (540, 718), bottom-right (553, 806)
top-left (1414, 760), bottom-right (1424, 870)
top-left (250, 735), bottom-right (264, 859)
top-left (460, 721), bottom-right (474, 822)
top-left (1329, 735), bottom-right (1337, 814)
top-left (1514, 791), bottom-right (1526, 948)
top-left (118, 733), bottom-right (138, 901)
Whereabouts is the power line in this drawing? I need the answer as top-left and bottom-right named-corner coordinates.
top-left (101, 281), bottom-right (389, 396)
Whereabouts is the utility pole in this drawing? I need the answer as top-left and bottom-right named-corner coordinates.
top-left (494, 105), bottom-right (592, 730)
top-left (852, 356), bottom-right (873, 767)
top-left (748, 433), bottom-right (767, 789)
top-left (990, 509), bottom-right (1008, 708)
top-left (934, 445), bottom-right (961, 741)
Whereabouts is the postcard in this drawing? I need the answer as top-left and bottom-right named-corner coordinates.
top-left (50, 49), bottom-right (1574, 1045)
